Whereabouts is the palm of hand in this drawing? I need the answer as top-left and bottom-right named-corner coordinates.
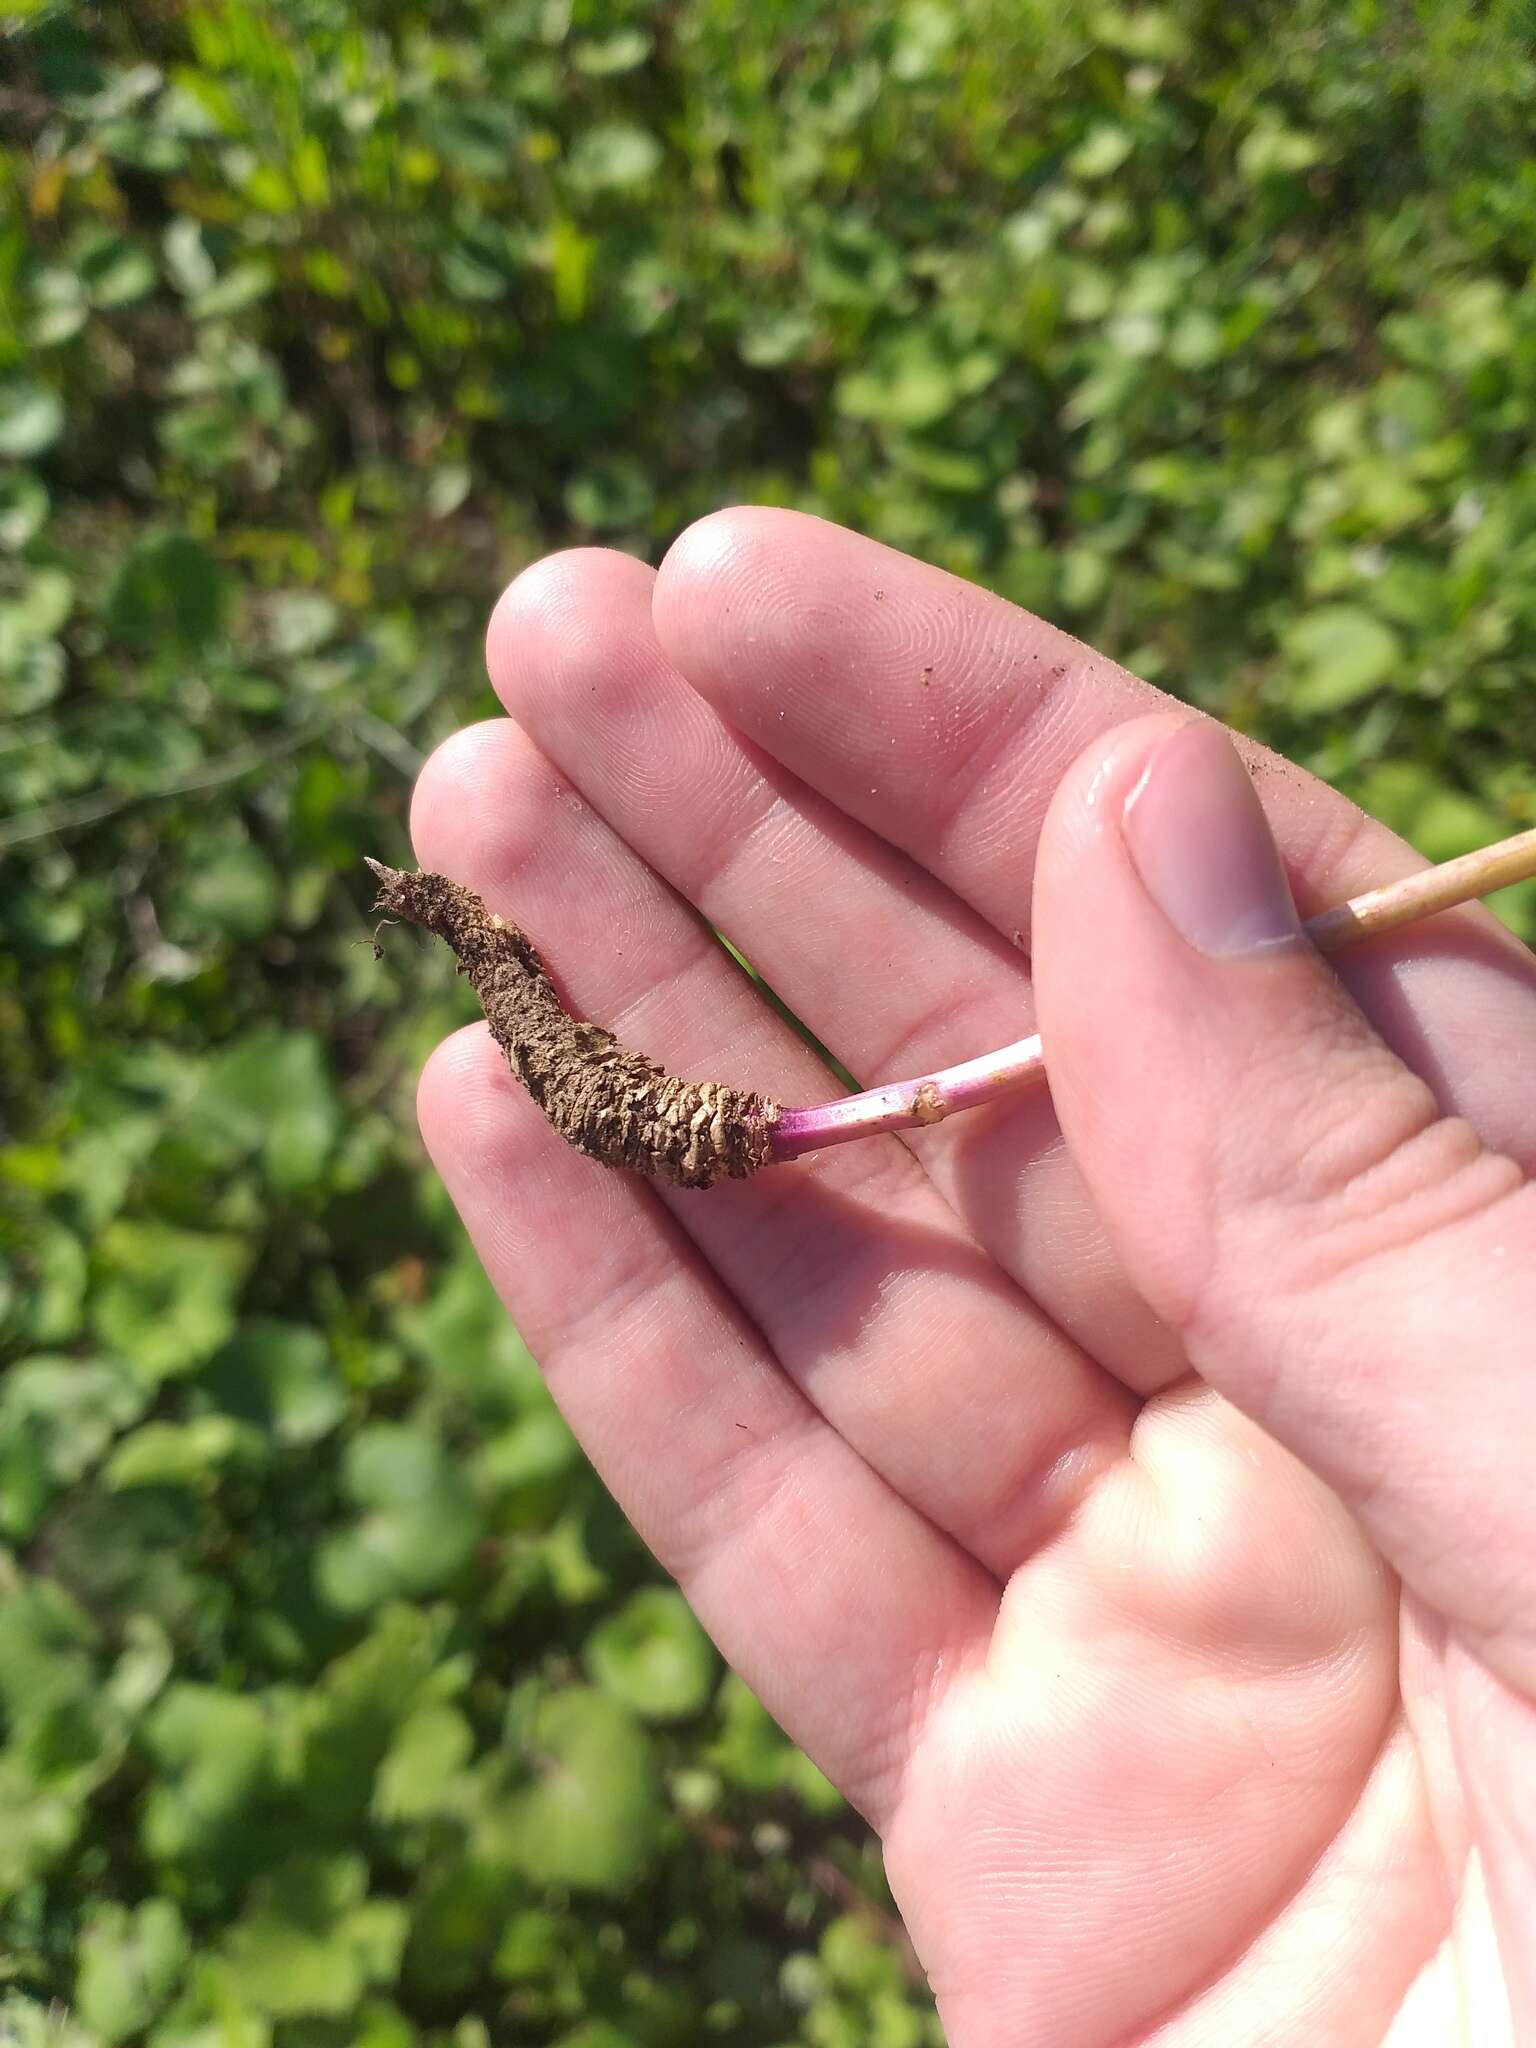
top-left (411, 512), bottom-right (1534, 2044)
top-left (888, 1434), bottom-right (1474, 2044)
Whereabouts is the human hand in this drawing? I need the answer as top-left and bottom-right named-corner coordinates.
top-left (409, 510), bottom-right (1536, 2045)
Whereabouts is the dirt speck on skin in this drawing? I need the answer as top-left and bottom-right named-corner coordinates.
top-left (1246, 748), bottom-right (1295, 786)
top-left (367, 861), bottom-right (778, 1188)
top-left (921, 665), bottom-right (933, 685)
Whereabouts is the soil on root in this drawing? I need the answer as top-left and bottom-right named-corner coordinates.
top-left (367, 861), bottom-right (779, 1189)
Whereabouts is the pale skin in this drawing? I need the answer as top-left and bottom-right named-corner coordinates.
top-left (409, 509), bottom-right (1536, 2046)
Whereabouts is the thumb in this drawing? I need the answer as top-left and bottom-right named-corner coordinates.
top-left (1032, 712), bottom-right (1536, 1693)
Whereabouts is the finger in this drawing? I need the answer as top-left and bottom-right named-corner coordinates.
top-left (652, 507), bottom-right (1536, 1170)
top-left (650, 503), bottom-right (1156, 947)
top-left (418, 1025), bottom-right (996, 1823)
top-left (1032, 712), bottom-right (1536, 1696)
top-left (487, 545), bottom-right (1186, 1390)
top-left (412, 714), bottom-right (1130, 1583)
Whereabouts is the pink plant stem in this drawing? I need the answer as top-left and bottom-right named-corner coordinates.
top-left (770, 1035), bottom-right (1046, 1160)
top-left (767, 824), bottom-right (1536, 1165)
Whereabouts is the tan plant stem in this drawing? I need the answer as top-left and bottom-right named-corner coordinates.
top-left (1303, 824), bottom-right (1536, 953)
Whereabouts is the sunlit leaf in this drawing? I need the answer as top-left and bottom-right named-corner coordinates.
top-left (315, 1425), bottom-right (482, 1612)
top-left (1282, 605), bottom-right (1402, 712)
top-left (203, 1320), bottom-right (346, 1445)
top-left (76, 1898), bottom-right (189, 2041)
top-left (138, 1684), bottom-right (271, 1863)
top-left (92, 1224), bottom-right (251, 1385)
top-left (493, 1687), bottom-right (661, 1894)
top-left (0, 472), bottom-right (50, 550)
top-left (584, 1589), bottom-right (717, 1723)
top-left (565, 123), bottom-right (663, 191)
top-left (0, 379), bottom-right (64, 457)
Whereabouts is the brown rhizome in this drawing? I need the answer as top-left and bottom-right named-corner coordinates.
top-left (366, 861), bottom-right (778, 1188)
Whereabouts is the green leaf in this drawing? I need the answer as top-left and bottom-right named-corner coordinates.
top-left (138, 1684), bottom-right (271, 1863)
top-left (0, 1995), bottom-right (99, 2048)
top-left (266, 589), bottom-right (339, 656)
top-left (0, 379), bottom-right (64, 457)
top-left (218, 1856), bottom-right (408, 2017)
top-left (292, 1604), bottom-right (466, 1833)
top-left (103, 1415), bottom-right (263, 1491)
top-left (396, 1247), bottom-right (540, 1416)
top-left (402, 1856), bottom-right (521, 1998)
top-left (572, 29), bottom-right (652, 75)
top-left (171, 842), bottom-right (282, 943)
top-left (163, 216), bottom-right (218, 295)
top-left (707, 1675), bottom-right (842, 1813)
top-left (584, 1589), bottom-right (717, 1722)
top-left (565, 123), bottom-right (663, 191)
top-left (76, 1898), bottom-right (189, 2041)
top-left (372, 1703), bottom-right (475, 1822)
top-left (423, 102), bottom-right (523, 176)
top-left (821, 1912), bottom-right (904, 1997)
top-left (316, 1425), bottom-right (482, 1612)
top-left (1068, 125), bottom-right (1133, 179)
top-left (836, 330), bottom-right (999, 431)
top-left (0, 565), bottom-right (74, 713)
top-left (0, 1356), bottom-right (146, 1536)
top-left (738, 307), bottom-right (818, 368)
top-left (0, 1422), bottom-right (50, 1543)
top-left (0, 471), bottom-right (50, 550)
top-left (1281, 605), bottom-right (1403, 712)
top-left (492, 1687), bottom-right (661, 1894)
top-left (189, 258), bottom-right (276, 320)
top-left (15, 1219), bottom-right (88, 1344)
top-left (475, 1409), bottom-right (580, 1511)
top-left (0, 1358), bottom-right (145, 1480)
top-left (490, 1905), bottom-right (564, 1984)
top-left (564, 458), bottom-right (654, 530)
top-left (105, 532), bottom-right (227, 654)
top-left (0, 1575), bottom-right (100, 1734)
top-left (199, 1029), bottom-right (342, 1189)
top-left (92, 1223), bottom-right (251, 1385)
top-left (27, 268), bottom-right (89, 347)
top-left (1238, 120), bottom-right (1323, 181)
top-left (203, 1320), bottom-right (346, 1446)
top-left (805, 218), bottom-right (903, 308)
top-left (76, 230), bottom-right (158, 308)
top-left (0, 1752), bottom-right (90, 1899)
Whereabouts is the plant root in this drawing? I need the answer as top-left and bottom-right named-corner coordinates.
top-left (367, 861), bottom-right (779, 1189)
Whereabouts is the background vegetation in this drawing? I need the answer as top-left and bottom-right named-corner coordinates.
top-left (3, 0), bottom-right (1535, 2040)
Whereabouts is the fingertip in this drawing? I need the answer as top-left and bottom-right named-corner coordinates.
top-left (416, 1022), bottom-right (502, 1159)
top-left (655, 502), bottom-right (804, 592)
top-left (652, 505), bottom-right (844, 666)
top-left (409, 719), bottom-right (511, 873)
top-left (416, 1025), bottom-right (546, 1226)
top-left (485, 545), bottom-right (655, 700)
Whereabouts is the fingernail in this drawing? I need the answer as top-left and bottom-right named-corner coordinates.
top-left (1122, 722), bottom-right (1301, 958)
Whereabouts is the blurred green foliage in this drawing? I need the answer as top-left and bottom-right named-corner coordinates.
top-left (2, 0), bottom-right (1535, 2039)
